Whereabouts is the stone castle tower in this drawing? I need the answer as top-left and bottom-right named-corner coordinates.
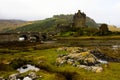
top-left (73, 10), bottom-right (86, 28)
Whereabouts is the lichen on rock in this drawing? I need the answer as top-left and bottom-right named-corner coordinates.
top-left (56, 47), bottom-right (108, 73)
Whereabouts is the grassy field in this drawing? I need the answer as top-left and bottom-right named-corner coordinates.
top-left (0, 48), bottom-right (120, 80)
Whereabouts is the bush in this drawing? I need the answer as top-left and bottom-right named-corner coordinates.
top-left (10, 58), bottom-right (32, 69)
top-left (0, 63), bottom-right (13, 71)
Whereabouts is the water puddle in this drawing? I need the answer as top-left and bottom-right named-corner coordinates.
top-left (17, 64), bottom-right (40, 73)
top-left (98, 60), bottom-right (108, 64)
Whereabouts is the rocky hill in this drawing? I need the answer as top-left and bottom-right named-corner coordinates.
top-left (0, 19), bottom-right (32, 32)
top-left (108, 25), bottom-right (120, 32)
top-left (8, 14), bottom-right (99, 33)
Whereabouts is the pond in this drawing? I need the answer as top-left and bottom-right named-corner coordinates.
top-left (98, 59), bottom-right (108, 64)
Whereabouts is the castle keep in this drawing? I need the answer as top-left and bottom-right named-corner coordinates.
top-left (73, 10), bottom-right (86, 28)
top-left (56, 10), bottom-right (87, 33)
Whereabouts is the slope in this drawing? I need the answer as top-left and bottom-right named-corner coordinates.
top-left (7, 14), bottom-right (98, 32)
top-left (0, 19), bottom-right (32, 32)
top-left (108, 25), bottom-right (120, 32)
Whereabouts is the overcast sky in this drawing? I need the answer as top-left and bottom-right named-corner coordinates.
top-left (0, 0), bottom-right (120, 26)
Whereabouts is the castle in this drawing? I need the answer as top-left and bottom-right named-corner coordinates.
top-left (73, 10), bottom-right (86, 28)
top-left (56, 10), bottom-right (87, 33)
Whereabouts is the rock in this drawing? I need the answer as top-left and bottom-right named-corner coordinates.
top-left (84, 66), bottom-right (92, 71)
top-left (104, 64), bottom-right (109, 68)
top-left (77, 65), bottom-right (103, 72)
top-left (95, 68), bottom-right (103, 73)
top-left (91, 66), bottom-right (103, 73)
top-left (9, 73), bottom-right (19, 80)
top-left (23, 76), bottom-right (32, 80)
top-left (85, 57), bottom-right (96, 63)
top-left (56, 51), bottom-right (100, 66)
top-left (65, 47), bottom-right (84, 53)
top-left (17, 64), bottom-right (40, 73)
top-left (68, 53), bottom-right (81, 59)
top-left (0, 77), bottom-right (5, 80)
top-left (22, 65), bottom-right (28, 69)
top-left (68, 51), bottom-right (99, 66)
top-left (84, 57), bottom-right (99, 66)
top-left (39, 75), bottom-right (42, 78)
top-left (77, 65), bottom-right (92, 71)
top-left (90, 49), bottom-right (120, 62)
top-left (90, 49), bottom-right (106, 60)
top-left (58, 54), bottom-right (66, 57)
top-left (8, 71), bottom-right (40, 80)
top-left (56, 47), bottom-right (107, 72)
top-left (67, 59), bottom-right (74, 65)
top-left (57, 47), bottom-right (87, 53)
top-left (56, 57), bottom-right (67, 65)
top-left (61, 56), bottom-right (69, 60)
top-left (57, 47), bottom-right (66, 52)
top-left (28, 72), bottom-right (37, 79)
top-left (77, 65), bottom-right (87, 68)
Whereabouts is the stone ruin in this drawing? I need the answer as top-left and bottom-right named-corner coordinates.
top-left (73, 10), bottom-right (86, 28)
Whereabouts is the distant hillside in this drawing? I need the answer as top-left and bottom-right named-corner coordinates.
top-left (108, 25), bottom-right (120, 32)
top-left (0, 19), bottom-right (32, 32)
top-left (8, 14), bottom-right (98, 32)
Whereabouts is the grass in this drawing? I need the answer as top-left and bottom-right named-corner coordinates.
top-left (56, 36), bottom-right (120, 40)
top-left (0, 48), bottom-right (120, 80)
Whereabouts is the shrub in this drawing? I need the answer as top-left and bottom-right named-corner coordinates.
top-left (0, 63), bottom-right (13, 71)
top-left (10, 58), bottom-right (32, 69)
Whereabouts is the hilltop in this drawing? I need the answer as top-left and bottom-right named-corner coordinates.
top-left (108, 25), bottom-right (120, 32)
top-left (1, 13), bottom-right (119, 34)
top-left (6, 14), bottom-right (98, 33)
top-left (0, 19), bottom-right (32, 32)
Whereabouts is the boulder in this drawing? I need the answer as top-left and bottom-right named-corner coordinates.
top-left (56, 47), bottom-right (107, 72)
top-left (0, 77), bottom-right (4, 80)
top-left (77, 65), bottom-right (87, 68)
top-left (65, 47), bottom-right (86, 53)
top-left (28, 72), bottom-right (38, 79)
top-left (67, 59), bottom-right (75, 65)
top-left (9, 73), bottom-right (19, 80)
top-left (56, 51), bottom-right (99, 66)
top-left (23, 76), bottom-right (32, 80)
top-left (57, 47), bottom-right (87, 53)
top-left (56, 57), bottom-right (67, 65)
top-left (91, 66), bottom-right (103, 73)
top-left (68, 51), bottom-right (99, 66)
top-left (57, 47), bottom-right (67, 52)
top-left (77, 65), bottom-right (92, 71)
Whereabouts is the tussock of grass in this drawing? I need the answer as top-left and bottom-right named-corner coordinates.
top-left (0, 48), bottom-right (120, 80)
